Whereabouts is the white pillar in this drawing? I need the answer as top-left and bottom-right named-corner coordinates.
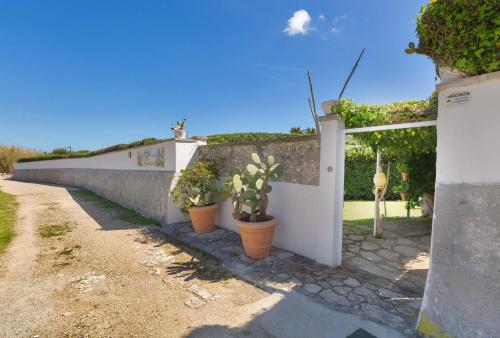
top-left (316, 114), bottom-right (345, 266)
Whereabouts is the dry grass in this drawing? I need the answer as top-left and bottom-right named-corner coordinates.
top-left (0, 145), bottom-right (41, 173)
top-left (39, 221), bottom-right (73, 238)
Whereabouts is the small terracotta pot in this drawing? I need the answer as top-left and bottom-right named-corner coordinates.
top-left (173, 129), bottom-right (186, 140)
top-left (401, 171), bottom-right (409, 182)
top-left (236, 216), bottom-right (277, 259)
top-left (187, 204), bottom-right (218, 233)
top-left (400, 192), bottom-right (408, 201)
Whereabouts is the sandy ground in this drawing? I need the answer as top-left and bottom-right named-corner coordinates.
top-left (0, 178), bottom-right (272, 338)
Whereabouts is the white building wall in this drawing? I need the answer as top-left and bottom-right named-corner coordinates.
top-left (435, 72), bottom-right (500, 184)
top-left (14, 140), bottom-right (204, 172)
top-left (418, 71), bottom-right (500, 338)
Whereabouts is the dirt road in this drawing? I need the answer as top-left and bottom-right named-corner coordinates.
top-left (0, 178), bottom-right (271, 337)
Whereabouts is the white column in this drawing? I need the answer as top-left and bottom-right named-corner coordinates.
top-left (316, 114), bottom-right (345, 266)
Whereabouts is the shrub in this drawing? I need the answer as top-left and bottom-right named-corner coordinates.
top-left (289, 127), bottom-right (316, 135)
top-left (52, 147), bottom-right (70, 155)
top-left (171, 160), bottom-right (221, 211)
top-left (393, 182), bottom-right (410, 194)
top-left (207, 132), bottom-right (301, 145)
top-left (343, 148), bottom-right (435, 201)
top-left (344, 148), bottom-right (399, 200)
top-left (406, 0), bottom-right (499, 75)
top-left (17, 138), bottom-right (164, 162)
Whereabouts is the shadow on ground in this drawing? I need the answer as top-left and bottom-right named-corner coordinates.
top-left (66, 185), bottom-right (418, 336)
top-left (67, 188), bottom-right (233, 283)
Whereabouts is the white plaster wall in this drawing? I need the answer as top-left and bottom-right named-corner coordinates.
top-left (14, 140), bottom-right (204, 172)
top-left (436, 72), bottom-right (500, 184)
top-left (215, 182), bottom-right (324, 260)
top-left (215, 117), bottom-right (342, 266)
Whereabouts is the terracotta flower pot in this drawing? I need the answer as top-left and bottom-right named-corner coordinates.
top-left (236, 216), bottom-right (277, 259)
top-left (438, 66), bottom-right (468, 84)
top-left (401, 171), bottom-right (409, 182)
top-left (187, 204), bottom-right (218, 233)
top-left (400, 192), bottom-right (408, 201)
top-left (173, 129), bottom-right (186, 140)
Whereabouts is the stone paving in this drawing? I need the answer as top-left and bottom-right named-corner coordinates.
top-left (343, 219), bottom-right (431, 294)
top-left (161, 223), bottom-right (424, 336)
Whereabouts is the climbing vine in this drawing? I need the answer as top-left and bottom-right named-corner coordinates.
top-left (406, 0), bottom-right (500, 75)
top-left (336, 97), bottom-right (438, 207)
top-left (336, 98), bottom-right (437, 160)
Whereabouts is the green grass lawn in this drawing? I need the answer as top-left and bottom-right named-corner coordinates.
top-left (0, 189), bottom-right (17, 254)
top-left (344, 200), bottom-right (422, 226)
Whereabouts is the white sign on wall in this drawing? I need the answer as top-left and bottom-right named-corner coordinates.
top-left (446, 91), bottom-right (471, 107)
top-left (137, 147), bottom-right (165, 168)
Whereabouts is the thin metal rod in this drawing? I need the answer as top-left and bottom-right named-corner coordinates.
top-left (344, 120), bottom-right (437, 134)
top-left (338, 48), bottom-right (365, 100)
top-left (307, 71), bottom-right (321, 132)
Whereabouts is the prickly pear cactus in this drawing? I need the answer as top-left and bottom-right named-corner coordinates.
top-left (225, 152), bottom-right (284, 222)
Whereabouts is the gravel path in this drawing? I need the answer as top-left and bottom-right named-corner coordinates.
top-left (0, 178), bottom-right (271, 337)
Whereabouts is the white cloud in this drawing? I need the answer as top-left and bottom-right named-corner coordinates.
top-left (283, 10), bottom-right (312, 36)
top-left (334, 14), bottom-right (346, 23)
top-left (331, 27), bottom-right (339, 33)
top-left (318, 14), bottom-right (325, 22)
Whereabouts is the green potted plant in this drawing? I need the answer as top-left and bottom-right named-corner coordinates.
top-left (393, 181), bottom-right (410, 202)
top-left (171, 119), bottom-right (186, 139)
top-left (405, 0), bottom-right (498, 81)
top-left (225, 153), bottom-right (284, 259)
top-left (171, 160), bottom-right (222, 233)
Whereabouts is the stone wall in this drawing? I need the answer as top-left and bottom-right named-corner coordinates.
top-left (13, 168), bottom-right (182, 225)
top-left (198, 135), bottom-right (320, 186)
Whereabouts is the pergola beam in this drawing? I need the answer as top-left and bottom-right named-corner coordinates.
top-left (344, 120), bottom-right (437, 134)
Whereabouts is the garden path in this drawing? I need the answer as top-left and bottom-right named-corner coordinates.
top-left (343, 219), bottom-right (431, 293)
top-left (162, 222), bottom-right (424, 336)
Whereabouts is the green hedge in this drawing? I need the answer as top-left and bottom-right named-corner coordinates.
top-left (17, 138), bottom-right (163, 163)
top-left (344, 149), bottom-right (435, 201)
top-left (345, 149), bottom-right (398, 200)
top-left (207, 132), bottom-right (300, 145)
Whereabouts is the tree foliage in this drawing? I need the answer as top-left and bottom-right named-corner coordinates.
top-left (406, 0), bottom-right (500, 75)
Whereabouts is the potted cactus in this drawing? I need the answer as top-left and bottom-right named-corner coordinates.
top-left (171, 160), bottom-right (222, 233)
top-left (225, 153), bottom-right (284, 258)
top-left (171, 119), bottom-right (186, 139)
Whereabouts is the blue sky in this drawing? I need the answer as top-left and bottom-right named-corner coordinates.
top-left (0, 0), bottom-right (436, 151)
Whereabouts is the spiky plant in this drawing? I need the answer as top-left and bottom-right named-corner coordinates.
top-left (225, 153), bottom-right (284, 222)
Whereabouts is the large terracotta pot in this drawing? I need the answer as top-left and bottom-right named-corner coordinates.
top-left (236, 216), bottom-right (277, 259)
top-left (400, 192), bottom-right (408, 202)
top-left (187, 204), bottom-right (218, 233)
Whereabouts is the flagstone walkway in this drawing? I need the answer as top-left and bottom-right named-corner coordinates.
top-left (161, 223), bottom-right (424, 336)
top-left (343, 218), bottom-right (431, 294)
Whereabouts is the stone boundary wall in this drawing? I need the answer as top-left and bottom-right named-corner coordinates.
top-left (197, 135), bottom-right (321, 186)
top-left (12, 168), bottom-right (185, 225)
